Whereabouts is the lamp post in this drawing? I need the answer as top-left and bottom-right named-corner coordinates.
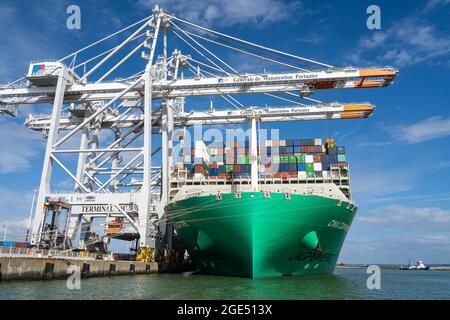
top-left (2, 222), bottom-right (8, 241)
top-left (25, 189), bottom-right (38, 243)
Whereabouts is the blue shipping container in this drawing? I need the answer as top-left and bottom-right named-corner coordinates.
top-left (328, 148), bottom-right (337, 155)
top-left (337, 146), bottom-right (346, 154)
top-left (3, 242), bottom-right (14, 248)
top-left (329, 155), bottom-right (338, 163)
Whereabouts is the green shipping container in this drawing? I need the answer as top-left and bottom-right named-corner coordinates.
top-left (296, 154), bottom-right (306, 163)
top-left (226, 165), bottom-right (234, 173)
top-left (237, 155), bottom-right (250, 165)
top-left (306, 171), bottom-right (315, 178)
top-left (306, 163), bottom-right (314, 172)
top-left (289, 156), bottom-right (297, 164)
top-left (280, 156), bottom-right (289, 164)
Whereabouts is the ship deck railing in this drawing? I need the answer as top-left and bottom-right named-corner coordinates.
top-left (0, 246), bottom-right (98, 261)
top-left (170, 169), bottom-right (352, 200)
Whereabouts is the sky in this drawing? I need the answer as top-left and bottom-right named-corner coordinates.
top-left (0, 0), bottom-right (449, 264)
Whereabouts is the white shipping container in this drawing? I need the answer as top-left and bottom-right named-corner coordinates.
top-left (322, 171), bottom-right (330, 178)
top-left (305, 155), bottom-right (314, 163)
top-left (266, 140), bottom-right (273, 147)
top-left (314, 163), bottom-right (322, 171)
top-left (314, 139), bottom-right (322, 146)
top-left (209, 148), bottom-right (218, 156)
top-left (195, 141), bottom-right (207, 151)
top-left (298, 172), bottom-right (307, 179)
top-left (279, 140), bottom-right (286, 147)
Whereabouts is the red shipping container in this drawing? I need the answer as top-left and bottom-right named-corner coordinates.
top-left (233, 165), bottom-right (242, 173)
top-left (339, 163), bottom-right (347, 168)
top-left (314, 154), bottom-right (322, 163)
top-left (210, 163), bottom-right (218, 169)
top-left (194, 165), bottom-right (206, 174)
top-left (218, 173), bottom-right (227, 179)
top-left (281, 172), bottom-right (289, 179)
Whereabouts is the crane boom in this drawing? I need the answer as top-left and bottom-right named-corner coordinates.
top-left (0, 63), bottom-right (397, 106)
top-left (24, 103), bottom-right (375, 132)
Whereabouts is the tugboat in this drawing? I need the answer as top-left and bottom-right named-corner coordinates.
top-left (400, 260), bottom-right (430, 270)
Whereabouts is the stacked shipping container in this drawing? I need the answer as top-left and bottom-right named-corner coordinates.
top-left (177, 138), bottom-right (349, 185)
top-left (0, 241), bottom-right (31, 248)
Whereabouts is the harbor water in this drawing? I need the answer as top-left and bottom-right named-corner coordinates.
top-left (1, 269), bottom-right (449, 300)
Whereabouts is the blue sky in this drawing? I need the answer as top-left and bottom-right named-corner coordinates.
top-left (0, 0), bottom-right (449, 264)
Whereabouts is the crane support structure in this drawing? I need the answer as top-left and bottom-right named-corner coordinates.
top-left (0, 5), bottom-right (397, 258)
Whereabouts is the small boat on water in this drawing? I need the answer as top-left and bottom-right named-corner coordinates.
top-left (399, 260), bottom-right (430, 270)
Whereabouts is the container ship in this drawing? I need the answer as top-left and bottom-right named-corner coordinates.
top-left (166, 138), bottom-right (356, 278)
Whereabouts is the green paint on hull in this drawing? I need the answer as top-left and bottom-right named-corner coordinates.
top-left (166, 192), bottom-right (357, 278)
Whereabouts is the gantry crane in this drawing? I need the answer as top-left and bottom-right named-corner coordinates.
top-left (0, 6), bottom-right (397, 257)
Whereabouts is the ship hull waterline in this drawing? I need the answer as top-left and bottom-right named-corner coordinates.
top-left (166, 192), bottom-right (357, 278)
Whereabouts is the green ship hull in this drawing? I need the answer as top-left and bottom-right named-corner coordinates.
top-left (166, 192), bottom-right (357, 278)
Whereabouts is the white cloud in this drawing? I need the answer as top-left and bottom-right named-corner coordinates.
top-left (423, 0), bottom-right (450, 12)
top-left (349, 12), bottom-right (450, 67)
top-left (0, 2), bottom-right (62, 83)
top-left (138, 0), bottom-right (302, 27)
top-left (351, 168), bottom-right (414, 198)
top-left (0, 119), bottom-right (44, 173)
top-left (295, 33), bottom-right (323, 45)
top-left (0, 187), bottom-right (35, 240)
top-left (370, 192), bottom-right (450, 203)
top-left (340, 235), bottom-right (450, 264)
top-left (0, 218), bottom-right (30, 240)
top-left (356, 141), bottom-right (393, 148)
top-left (356, 205), bottom-right (450, 228)
top-left (340, 204), bottom-right (450, 264)
top-left (388, 116), bottom-right (450, 144)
